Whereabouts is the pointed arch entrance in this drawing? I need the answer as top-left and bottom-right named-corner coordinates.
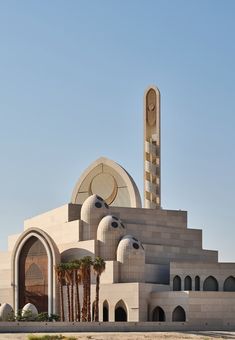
top-left (115, 300), bottom-right (128, 321)
top-left (12, 228), bottom-right (60, 315)
top-left (19, 236), bottom-right (48, 312)
top-left (103, 300), bottom-right (109, 322)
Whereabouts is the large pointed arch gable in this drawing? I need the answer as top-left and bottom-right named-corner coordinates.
top-left (11, 227), bottom-right (60, 314)
top-left (71, 157), bottom-right (142, 208)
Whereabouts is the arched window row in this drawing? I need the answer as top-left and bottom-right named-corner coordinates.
top-left (152, 305), bottom-right (186, 322)
top-left (173, 275), bottom-right (235, 292)
top-left (102, 299), bottom-right (128, 322)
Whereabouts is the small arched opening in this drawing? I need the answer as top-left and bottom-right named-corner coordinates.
top-left (173, 275), bottom-right (181, 291)
top-left (92, 301), bottom-right (95, 321)
top-left (184, 276), bottom-right (192, 290)
top-left (224, 276), bottom-right (235, 291)
top-left (195, 276), bottom-right (200, 291)
top-left (172, 305), bottom-right (186, 322)
top-left (152, 306), bottom-right (165, 321)
top-left (103, 300), bottom-right (109, 322)
top-left (115, 300), bottom-right (127, 322)
top-left (203, 276), bottom-right (218, 291)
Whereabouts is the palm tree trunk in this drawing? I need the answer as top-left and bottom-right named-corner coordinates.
top-left (87, 266), bottom-right (91, 322)
top-left (95, 274), bottom-right (100, 322)
top-left (60, 282), bottom-right (65, 322)
top-left (71, 277), bottom-right (74, 322)
top-left (75, 272), bottom-right (81, 321)
top-left (66, 283), bottom-right (71, 322)
top-left (82, 271), bottom-right (87, 321)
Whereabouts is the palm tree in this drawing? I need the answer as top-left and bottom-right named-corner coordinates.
top-left (70, 260), bottom-right (81, 322)
top-left (93, 257), bottom-right (106, 322)
top-left (67, 262), bottom-right (75, 322)
top-left (55, 263), bottom-right (66, 322)
top-left (80, 256), bottom-right (93, 321)
top-left (64, 263), bottom-right (72, 322)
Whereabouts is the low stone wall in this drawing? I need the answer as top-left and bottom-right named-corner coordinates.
top-left (0, 321), bottom-right (235, 333)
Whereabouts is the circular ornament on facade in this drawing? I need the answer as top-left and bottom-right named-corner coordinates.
top-left (133, 243), bottom-right (139, 249)
top-left (89, 173), bottom-right (118, 205)
top-left (95, 202), bottom-right (102, 208)
top-left (111, 221), bottom-right (118, 228)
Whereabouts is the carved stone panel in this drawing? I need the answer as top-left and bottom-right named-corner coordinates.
top-left (146, 89), bottom-right (156, 127)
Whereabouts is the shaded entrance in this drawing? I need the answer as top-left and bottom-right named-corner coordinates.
top-left (103, 300), bottom-right (109, 322)
top-left (172, 305), bottom-right (186, 322)
top-left (115, 300), bottom-right (127, 321)
top-left (152, 306), bottom-right (165, 321)
top-left (19, 236), bottom-right (48, 312)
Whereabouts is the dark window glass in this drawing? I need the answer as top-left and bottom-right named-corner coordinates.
top-left (111, 222), bottom-right (118, 228)
top-left (133, 243), bottom-right (139, 249)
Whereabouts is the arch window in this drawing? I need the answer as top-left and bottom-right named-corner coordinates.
top-left (103, 300), bottom-right (109, 322)
top-left (184, 276), bottom-right (192, 290)
top-left (203, 276), bottom-right (218, 291)
top-left (115, 300), bottom-right (128, 322)
top-left (173, 275), bottom-right (181, 291)
top-left (224, 276), bottom-right (235, 292)
top-left (195, 276), bottom-right (200, 291)
top-left (152, 306), bottom-right (165, 321)
top-left (19, 236), bottom-right (48, 313)
top-left (92, 301), bottom-right (95, 321)
top-left (172, 305), bottom-right (186, 322)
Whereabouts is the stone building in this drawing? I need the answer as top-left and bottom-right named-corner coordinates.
top-left (0, 86), bottom-right (235, 327)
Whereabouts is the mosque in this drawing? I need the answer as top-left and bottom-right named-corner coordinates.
top-left (0, 86), bottom-right (235, 327)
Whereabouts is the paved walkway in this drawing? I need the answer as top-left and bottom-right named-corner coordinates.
top-left (0, 332), bottom-right (235, 340)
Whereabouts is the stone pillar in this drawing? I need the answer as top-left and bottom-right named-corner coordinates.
top-left (144, 86), bottom-right (161, 208)
top-left (109, 303), bottom-right (115, 321)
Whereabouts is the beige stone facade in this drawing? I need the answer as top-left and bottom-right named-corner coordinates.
top-left (0, 87), bottom-right (235, 328)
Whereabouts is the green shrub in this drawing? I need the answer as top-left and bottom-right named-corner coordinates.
top-left (36, 312), bottom-right (60, 322)
top-left (28, 335), bottom-right (76, 340)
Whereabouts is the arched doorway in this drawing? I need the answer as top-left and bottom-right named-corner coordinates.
top-left (92, 301), bottom-right (95, 321)
top-left (13, 228), bottom-right (60, 315)
top-left (184, 276), bottom-right (192, 290)
top-left (19, 236), bottom-right (48, 313)
top-left (172, 306), bottom-right (186, 322)
top-left (103, 300), bottom-right (109, 322)
top-left (152, 306), bottom-right (165, 321)
top-left (203, 276), bottom-right (218, 291)
top-left (224, 276), bottom-right (235, 291)
top-left (195, 276), bottom-right (200, 291)
top-left (115, 300), bottom-right (127, 322)
top-left (173, 275), bottom-right (181, 291)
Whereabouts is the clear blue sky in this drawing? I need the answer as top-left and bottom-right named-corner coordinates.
top-left (0, 0), bottom-right (234, 261)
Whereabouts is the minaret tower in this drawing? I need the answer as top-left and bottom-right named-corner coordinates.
top-left (144, 86), bottom-right (161, 208)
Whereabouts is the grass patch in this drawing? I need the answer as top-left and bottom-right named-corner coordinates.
top-left (28, 335), bottom-right (76, 340)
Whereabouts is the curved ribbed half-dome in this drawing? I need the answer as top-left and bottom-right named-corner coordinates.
top-left (71, 157), bottom-right (141, 208)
